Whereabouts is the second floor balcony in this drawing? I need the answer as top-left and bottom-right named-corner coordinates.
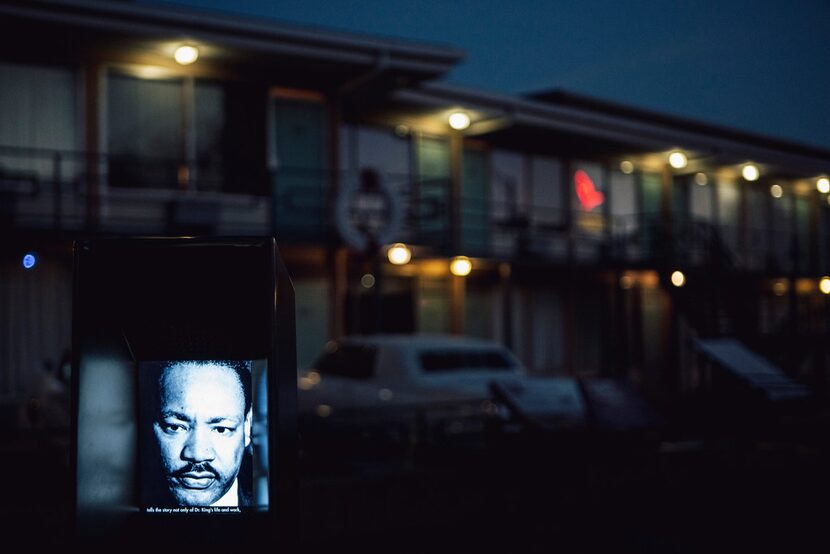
top-left (2, 146), bottom-right (827, 278)
top-left (0, 145), bottom-right (270, 236)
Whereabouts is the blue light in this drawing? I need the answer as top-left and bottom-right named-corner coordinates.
top-left (22, 253), bottom-right (36, 270)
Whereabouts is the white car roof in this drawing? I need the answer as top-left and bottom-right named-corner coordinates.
top-left (336, 333), bottom-right (512, 351)
top-left (331, 334), bottom-right (527, 375)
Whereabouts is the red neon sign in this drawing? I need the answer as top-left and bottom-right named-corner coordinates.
top-left (574, 169), bottom-right (604, 211)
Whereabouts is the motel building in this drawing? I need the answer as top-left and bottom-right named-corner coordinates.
top-left (2, 0), bottom-right (830, 409)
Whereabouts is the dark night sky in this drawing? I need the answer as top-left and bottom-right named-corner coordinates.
top-left (148, 0), bottom-right (830, 150)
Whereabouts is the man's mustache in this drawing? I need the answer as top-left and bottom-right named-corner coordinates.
top-left (171, 462), bottom-right (219, 478)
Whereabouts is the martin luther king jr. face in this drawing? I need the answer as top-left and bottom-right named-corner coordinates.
top-left (153, 362), bottom-right (251, 506)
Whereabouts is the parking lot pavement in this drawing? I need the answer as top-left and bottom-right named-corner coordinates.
top-left (296, 431), bottom-right (830, 553)
top-left (3, 418), bottom-right (828, 552)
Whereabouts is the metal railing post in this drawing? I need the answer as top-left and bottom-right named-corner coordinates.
top-left (52, 152), bottom-right (62, 229)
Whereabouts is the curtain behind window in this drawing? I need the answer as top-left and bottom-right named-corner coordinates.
top-left (0, 62), bottom-right (78, 183)
top-left (194, 82), bottom-right (225, 192)
top-left (107, 74), bottom-right (182, 189)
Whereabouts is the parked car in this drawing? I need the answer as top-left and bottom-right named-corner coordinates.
top-left (298, 334), bottom-right (588, 432)
top-left (297, 334), bottom-right (665, 477)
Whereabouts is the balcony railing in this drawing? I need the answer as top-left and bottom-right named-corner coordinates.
top-left (0, 145), bottom-right (270, 235)
top-left (272, 167), bottom-right (454, 250)
top-left (1, 148), bottom-right (823, 275)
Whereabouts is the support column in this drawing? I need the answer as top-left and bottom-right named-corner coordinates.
top-left (181, 77), bottom-right (195, 190)
top-left (662, 163), bottom-right (680, 397)
top-left (327, 93), bottom-right (343, 339)
top-left (738, 175), bottom-right (749, 260)
top-left (449, 133), bottom-right (463, 255)
top-left (661, 163), bottom-right (675, 264)
top-left (563, 160), bottom-right (574, 262)
top-left (327, 93), bottom-right (341, 236)
top-left (84, 63), bottom-right (103, 229)
top-left (450, 273), bottom-right (465, 335)
top-left (564, 274), bottom-right (576, 377)
top-left (500, 263), bottom-right (513, 349)
top-left (330, 247), bottom-right (348, 339)
top-left (809, 188), bottom-right (821, 275)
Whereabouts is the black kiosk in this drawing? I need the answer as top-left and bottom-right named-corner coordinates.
top-left (71, 237), bottom-right (296, 547)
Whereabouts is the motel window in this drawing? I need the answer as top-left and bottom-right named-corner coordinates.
top-left (491, 149), bottom-right (527, 224)
top-left (526, 155), bottom-right (567, 259)
top-left (530, 156), bottom-right (564, 228)
top-left (490, 149), bottom-right (527, 257)
top-left (271, 96), bottom-right (326, 173)
top-left (672, 175), bottom-right (690, 228)
top-left (418, 276), bottom-right (451, 334)
top-left (689, 174), bottom-right (715, 223)
top-left (639, 172), bottom-right (662, 258)
top-left (271, 94), bottom-right (327, 239)
top-left (716, 176), bottom-right (740, 255)
top-left (528, 287), bottom-right (565, 375)
top-left (745, 184), bottom-right (767, 270)
top-left (108, 72), bottom-right (265, 193)
top-left (462, 146), bottom-right (490, 255)
top-left (417, 135), bottom-right (450, 181)
top-left (684, 174), bottom-right (715, 265)
top-left (349, 124), bottom-right (411, 211)
top-left (610, 169), bottom-right (638, 237)
top-left (640, 172), bottom-right (662, 221)
top-left (464, 284), bottom-right (496, 340)
top-left (352, 125), bottom-right (410, 177)
top-left (107, 73), bottom-right (183, 189)
top-left (340, 123), bottom-right (415, 243)
top-left (770, 186), bottom-right (793, 272)
top-left (193, 82), bottom-right (225, 192)
top-left (415, 135), bottom-right (451, 246)
top-left (794, 195), bottom-right (810, 273)
top-left (0, 62), bottom-right (80, 183)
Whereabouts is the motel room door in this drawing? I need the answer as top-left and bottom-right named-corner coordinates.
top-left (271, 98), bottom-right (327, 240)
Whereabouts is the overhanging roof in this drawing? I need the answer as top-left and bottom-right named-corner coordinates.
top-left (531, 90), bottom-right (830, 165)
top-left (393, 82), bottom-right (830, 175)
top-left (0, 0), bottom-right (464, 78)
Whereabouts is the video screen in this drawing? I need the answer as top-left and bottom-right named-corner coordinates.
top-left (138, 359), bottom-right (269, 513)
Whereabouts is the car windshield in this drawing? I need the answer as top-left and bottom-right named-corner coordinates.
top-left (313, 344), bottom-right (376, 379)
top-left (419, 349), bottom-right (518, 373)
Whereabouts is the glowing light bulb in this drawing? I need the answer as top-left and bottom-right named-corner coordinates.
top-left (174, 45), bottom-right (199, 65)
top-left (820, 277), bottom-right (830, 295)
top-left (817, 177), bottom-right (830, 194)
top-left (620, 160), bottom-right (634, 174)
top-left (770, 184), bottom-right (783, 198)
top-left (448, 112), bottom-right (471, 130)
top-left (450, 256), bottom-right (472, 276)
top-left (387, 243), bottom-right (412, 265)
top-left (668, 151), bottom-right (688, 169)
top-left (671, 270), bottom-right (686, 288)
top-left (694, 172), bottom-right (708, 186)
top-left (742, 163), bottom-right (760, 181)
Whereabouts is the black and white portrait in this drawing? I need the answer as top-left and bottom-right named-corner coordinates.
top-left (140, 360), bottom-right (259, 509)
